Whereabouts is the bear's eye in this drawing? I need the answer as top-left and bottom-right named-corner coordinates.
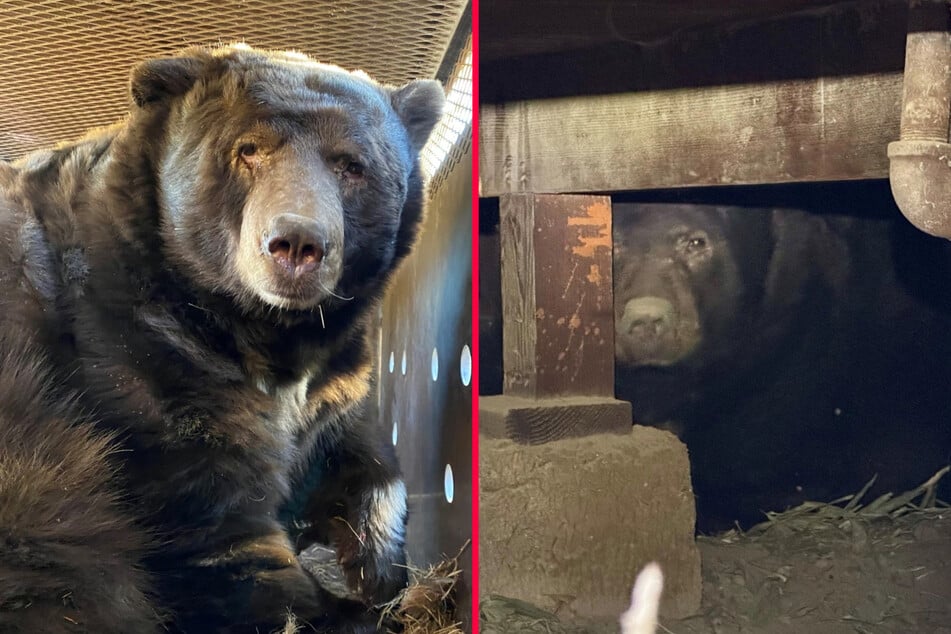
top-left (237, 143), bottom-right (261, 169)
top-left (687, 236), bottom-right (707, 250)
top-left (677, 231), bottom-right (711, 261)
top-left (343, 161), bottom-right (366, 179)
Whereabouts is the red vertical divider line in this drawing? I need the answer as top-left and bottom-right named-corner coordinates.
top-left (470, 0), bottom-right (480, 630)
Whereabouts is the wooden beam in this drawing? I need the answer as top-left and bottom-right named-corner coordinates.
top-left (480, 0), bottom-right (858, 63)
top-left (480, 72), bottom-right (903, 196)
top-left (500, 193), bottom-right (615, 398)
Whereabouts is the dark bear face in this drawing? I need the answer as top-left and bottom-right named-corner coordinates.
top-left (613, 204), bottom-right (742, 367)
top-left (131, 44), bottom-right (444, 315)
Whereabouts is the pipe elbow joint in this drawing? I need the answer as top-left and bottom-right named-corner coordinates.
top-left (888, 139), bottom-right (951, 239)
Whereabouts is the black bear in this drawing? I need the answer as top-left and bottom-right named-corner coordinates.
top-left (0, 43), bottom-right (444, 633)
top-left (613, 184), bottom-right (951, 531)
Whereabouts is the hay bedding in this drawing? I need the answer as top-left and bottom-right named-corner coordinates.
top-left (292, 543), bottom-right (467, 634)
top-left (481, 469), bottom-right (951, 634)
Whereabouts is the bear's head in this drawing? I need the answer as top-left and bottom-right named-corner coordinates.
top-left (613, 204), bottom-right (745, 368)
top-left (127, 44), bottom-right (444, 319)
top-left (613, 203), bottom-right (851, 370)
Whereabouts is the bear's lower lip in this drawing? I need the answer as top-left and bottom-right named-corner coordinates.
top-left (256, 287), bottom-right (324, 310)
top-left (616, 337), bottom-right (692, 367)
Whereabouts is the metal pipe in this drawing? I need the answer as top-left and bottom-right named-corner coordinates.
top-left (888, 0), bottom-right (951, 237)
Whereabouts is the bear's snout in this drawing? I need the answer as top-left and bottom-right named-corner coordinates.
top-left (616, 295), bottom-right (701, 366)
top-left (621, 296), bottom-right (675, 339)
top-left (265, 214), bottom-right (327, 277)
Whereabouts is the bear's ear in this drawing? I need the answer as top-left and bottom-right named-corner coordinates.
top-left (391, 80), bottom-right (446, 152)
top-left (130, 56), bottom-right (207, 107)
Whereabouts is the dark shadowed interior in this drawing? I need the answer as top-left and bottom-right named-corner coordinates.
top-left (480, 179), bottom-right (951, 532)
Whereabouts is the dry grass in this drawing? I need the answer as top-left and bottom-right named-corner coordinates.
top-left (277, 610), bottom-right (301, 634)
top-left (735, 465), bottom-right (951, 539)
top-left (703, 466), bottom-right (951, 565)
top-left (288, 542), bottom-right (468, 633)
top-left (677, 466), bottom-right (951, 632)
top-left (378, 541), bottom-right (469, 634)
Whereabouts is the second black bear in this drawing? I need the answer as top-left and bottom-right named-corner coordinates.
top-left (613, 185), bottom-right (951, 531)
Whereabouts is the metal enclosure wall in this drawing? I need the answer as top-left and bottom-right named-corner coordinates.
top-left (377, 142), bottom-right (473, 620)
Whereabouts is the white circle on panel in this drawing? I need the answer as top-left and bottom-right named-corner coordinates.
top-left (460, 344), bottom-right (472, 386)
top-left (444, 464), bottom-right (454, 503)
top-left (388, 351), bottom-right (395, 373)
top-left (431, 347), bottom-right (439, 381)
top-left (392, 420), bottom-right (398, 446)
top-left (401, 350), bottom-right (407, 375)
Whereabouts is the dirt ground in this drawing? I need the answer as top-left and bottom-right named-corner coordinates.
top-left (673, 507), bottom-right (951, 633)
top-left (481, 478), bottom-right (951, 634)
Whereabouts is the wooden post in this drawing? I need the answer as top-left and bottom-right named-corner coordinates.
top-left (479, 196), bottom-right (696, 620)
top-left (481, 193), bottom-right (631, 443)
top-left (501, 193), bottom-right (615, 398)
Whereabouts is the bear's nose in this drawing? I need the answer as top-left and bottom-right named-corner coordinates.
top-left (621, 297), bottom-right (675, 337)
top-left (265, 214), bottom-right (326, 276)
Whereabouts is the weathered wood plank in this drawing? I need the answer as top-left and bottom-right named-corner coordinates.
top-left (480, 73), bottom-right (904, 196)
top-left (500, 194), bottom-right (615, 399)
top-left (479, 394), bottom-right (631, 444)
top-left (499, 194), bottom-right (537, 396)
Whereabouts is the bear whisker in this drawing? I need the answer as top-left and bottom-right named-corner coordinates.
top-left (318, 282), bottom-right (354, 302)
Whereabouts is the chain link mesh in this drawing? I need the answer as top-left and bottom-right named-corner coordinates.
top-left (0, 0), bottom-right (466, 160)
top-left (422, 34), bottom-right (471, 191)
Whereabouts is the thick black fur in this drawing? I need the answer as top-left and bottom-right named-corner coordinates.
top-left (0, 44), bottom-right (443, 633)
top-left (612, 184), bottom-right (951, 531)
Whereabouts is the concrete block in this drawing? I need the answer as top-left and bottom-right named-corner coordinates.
top-left (479, 426), bottom-right (701, 622)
